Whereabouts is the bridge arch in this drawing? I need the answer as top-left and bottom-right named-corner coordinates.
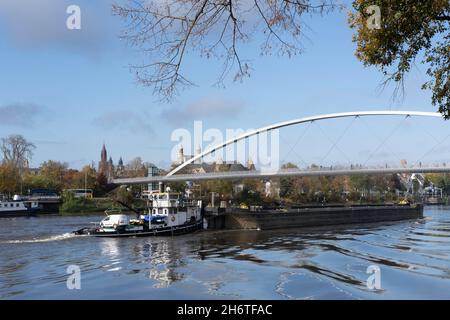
top-left (167, 110), bottom-right (443, 176)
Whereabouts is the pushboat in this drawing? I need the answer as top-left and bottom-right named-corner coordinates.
top-left (73, 189), bottom-right (203, 237)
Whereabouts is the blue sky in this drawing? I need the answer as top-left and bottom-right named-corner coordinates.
top-left (0, 0), bottom-right (448, 170)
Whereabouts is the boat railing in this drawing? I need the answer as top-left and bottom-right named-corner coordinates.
top-left (184, 200), bottom-right (200, 207)
top-left (152, 200), bottom-right (181, 208)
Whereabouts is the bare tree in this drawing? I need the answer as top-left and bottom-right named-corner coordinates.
top-left (124, 157), bottom-right (148, 177)
top-left (112, 0), bottom-right (340, 100)
top-left (1, 134), bottom-right (36, 169)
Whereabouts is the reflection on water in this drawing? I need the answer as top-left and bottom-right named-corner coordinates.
top-left (1, 207), bottom-right (450, 299)
top-left (132, 240), bottom-right (185, 288)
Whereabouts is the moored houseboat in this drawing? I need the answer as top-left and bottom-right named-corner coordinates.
top-left (0, 195), bottom-right (40, 218)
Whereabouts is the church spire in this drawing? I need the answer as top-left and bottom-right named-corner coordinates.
top-left (99, 143), bottom-right (108, 175)
top-left (101, 143), bottom-right (107, 163)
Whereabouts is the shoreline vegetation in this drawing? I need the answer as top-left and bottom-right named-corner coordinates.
top-left (57, 193), bottom-right (449, 216)
top-left (56, 199), bottom-right (450, 216)
top-left (59, 191), bottom-right (147, 215)
top-left (60, 197), bottom-right (115, 215)
top-left (59, 198), bottom-right (147, 215)
top-left (1, 135), bottom-right (449, 215)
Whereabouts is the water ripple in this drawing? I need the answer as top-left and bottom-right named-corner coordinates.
top-left (1, 207), bottom-right (450, 299)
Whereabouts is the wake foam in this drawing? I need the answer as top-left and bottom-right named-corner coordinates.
top-left (1, 232), bottom-right (79, 244)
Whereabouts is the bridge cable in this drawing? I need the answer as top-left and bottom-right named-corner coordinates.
top-left (279, 134), bottom-right (310, 168)
top-left (409, 116), bottom-right (442, 144)
top-left (279, 121), bottom-right (313, 167)
top-left (313, 120), bottom-right (354, 167)
top-left (363, 115), bottom-right (410, 167)
top-left (408, 116), bottom-right (450, 167)
top-left (318, 116), bottom-right (358, 168)
top-left (413, 131), bottom-right (450, 168)
top-left (358, 116), bottom-right (405, 167)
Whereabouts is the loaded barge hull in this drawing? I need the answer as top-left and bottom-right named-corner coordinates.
top-left (207, 204), bottom-right (424, 230)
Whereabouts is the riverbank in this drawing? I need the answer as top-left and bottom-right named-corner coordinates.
top-left (59, 197), bottom-right (146, 215)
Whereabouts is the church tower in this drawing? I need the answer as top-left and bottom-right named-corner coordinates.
top-left (98, 143), bottom-right (108, 175)
top-left (116, 156), bottom-right (125, 177)
top-left (108, 157), bottom-right (114, 179)
top-left (118, 157), bottom-right (124, 170)
top-left (247, 158), bottom-right (256, 171)
top-left (177, 146), bottom-right (184, 164)
top-left (195, 145), bottom-right (202, 164)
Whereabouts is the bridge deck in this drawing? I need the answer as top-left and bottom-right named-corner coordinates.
top-left (112, 167), bottom-right (450, 185)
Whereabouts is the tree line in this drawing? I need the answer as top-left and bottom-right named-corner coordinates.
top-left (2, 134), bottom-right (448, 204)
top-left (0, 134), bottom-right (151, 197)
top-left (170, 162), bottom-right (450, 206)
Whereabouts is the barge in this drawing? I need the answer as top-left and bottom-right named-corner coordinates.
top-left (74, 187), bottom-right (424, 235)
top-left (205, 203), bottom-right (424, 230)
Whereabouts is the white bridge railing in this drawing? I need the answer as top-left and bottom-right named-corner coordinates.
top-left (113, 165), bottom-right (450, 185)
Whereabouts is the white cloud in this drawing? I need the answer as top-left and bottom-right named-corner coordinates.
top-left (0, 102), bottom-right (46, 128)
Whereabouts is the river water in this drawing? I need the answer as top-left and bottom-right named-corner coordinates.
top-left (1, 206), bottom-right (450, 299)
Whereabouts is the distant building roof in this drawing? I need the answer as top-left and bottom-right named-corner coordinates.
top-left (28, 168), bottom-right (40, 175)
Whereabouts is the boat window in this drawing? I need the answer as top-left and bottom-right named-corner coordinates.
top-left (10, 203), bottom-right (13, 207)
top-left (16, 203), bottom-right (20, 207)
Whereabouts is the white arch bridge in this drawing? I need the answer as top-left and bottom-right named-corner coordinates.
top-left (112, 110), bottom-right (450, 185)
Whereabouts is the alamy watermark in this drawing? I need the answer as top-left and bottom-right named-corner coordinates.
top-left (366, 265), bottom-right (381, 290)
top-left (171, 121), bottom-right (280, 172)
top-left (366, 5), bottom-right (381, 30)
top-left (66, 5), bottom-right (81, 30)
top-left (66, 265), bottom-right (81, 290)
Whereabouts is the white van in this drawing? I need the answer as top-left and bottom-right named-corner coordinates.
top-left (100, 214), bottom-right (129, 229)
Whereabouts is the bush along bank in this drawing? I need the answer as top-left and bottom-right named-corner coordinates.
top-left (59, 191), bottom-right (146, 215)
